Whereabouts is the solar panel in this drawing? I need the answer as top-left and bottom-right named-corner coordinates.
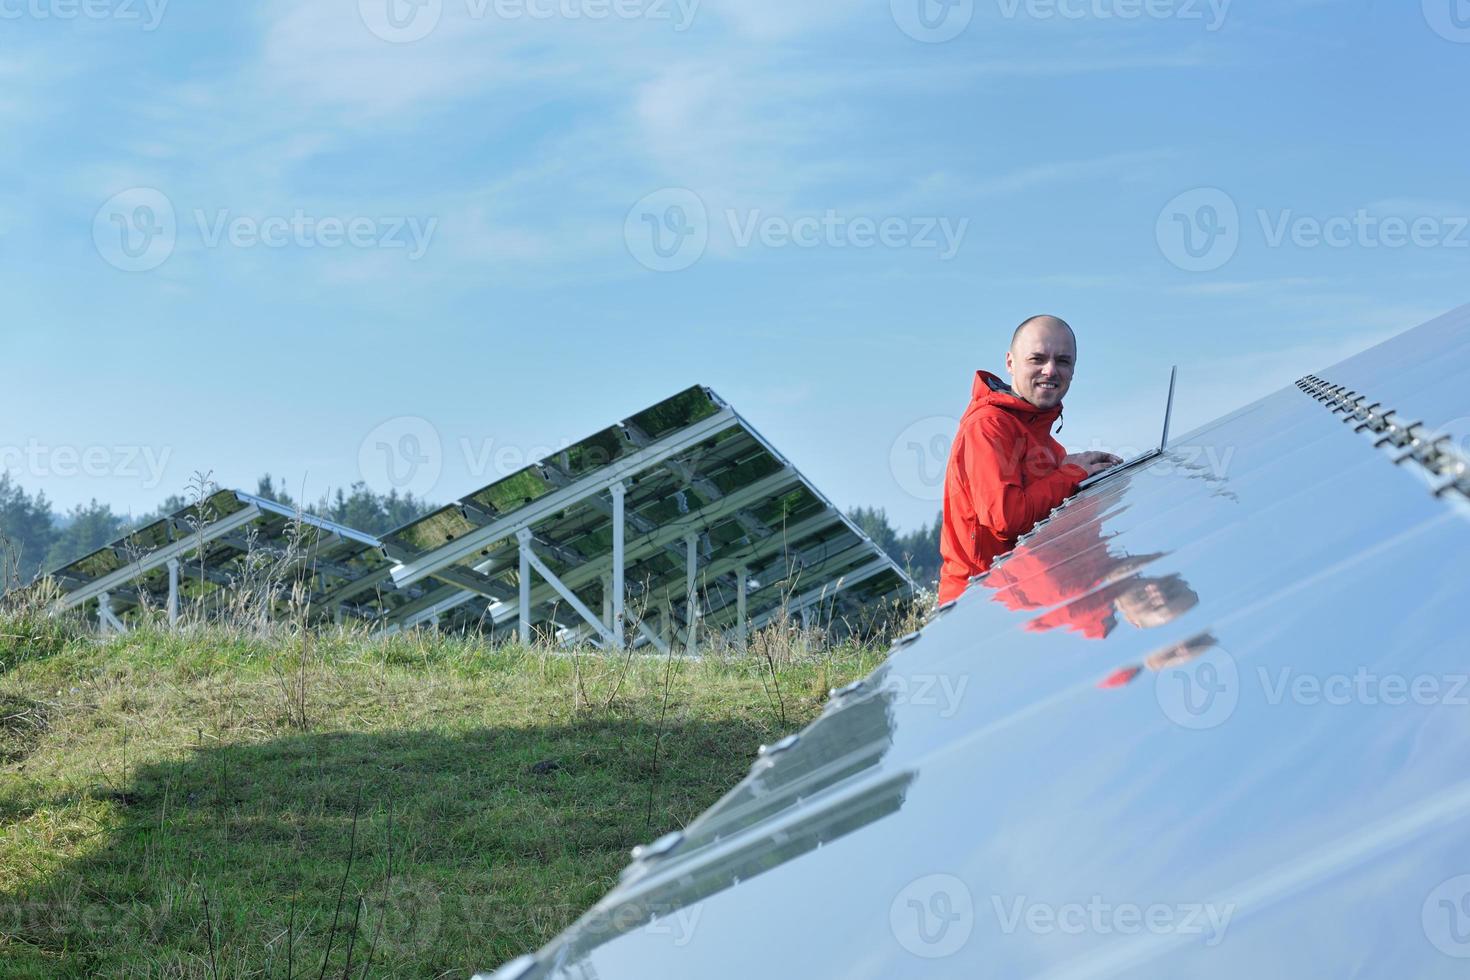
top-left (383, 386), bottom-right (915, 649)
top-left (474, 306), bottom-right (1470, 979)
top-left (45, 489), bottom-right (435, 630)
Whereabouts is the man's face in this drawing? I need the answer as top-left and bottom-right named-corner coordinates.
top-left (1005, 320), bottom-right (1076, 410)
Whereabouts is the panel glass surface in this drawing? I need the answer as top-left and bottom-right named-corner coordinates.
top-left (384, 386), bottom-right (913, 641)
top-left (481, 312), bottom-right (1470, 979)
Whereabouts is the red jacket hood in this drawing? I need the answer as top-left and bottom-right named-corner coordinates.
top-left (968, 370), bottom-right (1065, 428)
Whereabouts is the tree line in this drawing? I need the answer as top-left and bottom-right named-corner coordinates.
top-left (0, 473), bottom-right (941, 591)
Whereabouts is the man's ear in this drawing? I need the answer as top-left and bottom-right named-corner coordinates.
top-left (1004, 349), bottom-right (1014, 377)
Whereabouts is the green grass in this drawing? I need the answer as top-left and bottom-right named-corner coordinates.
top-left (0, 618), bottom-right (886, 978)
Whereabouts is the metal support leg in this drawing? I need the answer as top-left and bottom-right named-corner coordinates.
top-left (736, 565), bottom-right (749, 654)
top-left (333, 603), bottom-right (343, 626)
top-left (519, 534), bottom-right (532, 646)
top-left (98, 592), bottom-right (127, 635)
top-left (611, 481), bottom-right (626, 649)
top-left (601, 573), bottom-right (613, 629)
top-left (166, 558), bottom-right (180, 627)
top-left (685, 532), bottom-right (699, 656)
top-left (518, 529), bottom-right (620, 648)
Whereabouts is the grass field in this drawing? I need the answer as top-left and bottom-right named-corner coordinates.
top-left (0, 608), bottom-right (889, 978)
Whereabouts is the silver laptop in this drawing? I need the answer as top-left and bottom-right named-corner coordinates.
top-left (1077, 365), bottom-right (1177, 491)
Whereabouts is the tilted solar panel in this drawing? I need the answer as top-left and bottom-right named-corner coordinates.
top-left (475, 305), bottom-right (1470, 979)
top-left (44, 489), bottom-right (435, 630)
top-left (384, 386), bottom-right (914, 648)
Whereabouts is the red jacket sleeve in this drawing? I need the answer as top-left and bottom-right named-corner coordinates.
top-left (963, 415), bottom-right (1086, 537)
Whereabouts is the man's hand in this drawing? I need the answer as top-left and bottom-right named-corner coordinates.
top-left (1063, 451), bottom-right (1125, 477)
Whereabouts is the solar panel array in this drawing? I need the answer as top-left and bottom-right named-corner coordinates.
top-left (45, 489), bottom-right (431, 630)
top-left (44, 387), bottom-right (915, 644)
top-left (382, 386), bottom-right (913, 649)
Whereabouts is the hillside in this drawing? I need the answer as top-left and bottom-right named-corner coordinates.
top-left (0, 605), bottom-right (888, 978)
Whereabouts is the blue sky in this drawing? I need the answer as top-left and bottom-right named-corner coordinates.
top-left (3, 0), bottom-right (1467, 532)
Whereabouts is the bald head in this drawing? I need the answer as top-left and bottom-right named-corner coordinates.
top-left (1005, 314), bottom-right (1077, 410)
top-left (1011, 315), bottom-right (1076, 352)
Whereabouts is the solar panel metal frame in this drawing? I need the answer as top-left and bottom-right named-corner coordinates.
top-left (383, 385), bottom-right (914, 648)
top-left (44, 489), bottom-right (436, 630)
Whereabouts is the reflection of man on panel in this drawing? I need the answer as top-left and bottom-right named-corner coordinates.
top-left (937, 316), bottom-right (1120, 605)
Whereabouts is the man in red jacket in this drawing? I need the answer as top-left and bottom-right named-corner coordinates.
top-left (937, 315), bottom-right (1120, 604)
